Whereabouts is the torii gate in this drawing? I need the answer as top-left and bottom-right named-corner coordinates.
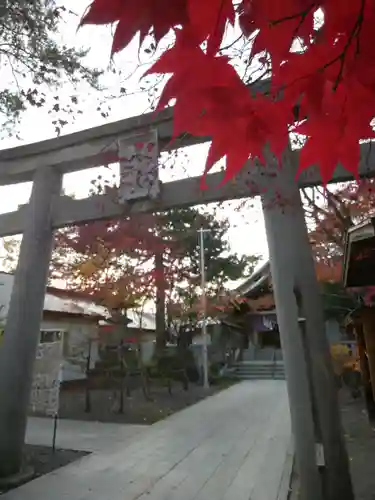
top-left (0, 85), bottom-right (372, 498)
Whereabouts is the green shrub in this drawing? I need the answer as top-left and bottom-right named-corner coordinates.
top-left (209, 362), bottom-right (224, 384)
top-left (151, 349), bottom-right (199, 383)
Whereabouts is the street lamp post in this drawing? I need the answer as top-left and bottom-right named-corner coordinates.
top-left (198, 228), bottom-right (210, 389)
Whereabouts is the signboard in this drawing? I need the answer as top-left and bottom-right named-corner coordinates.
top-left (118, 129), bottom-right (160, 202)
top-left (346, 236), bottom-right (375, 287)
top-left (30, 341), bottom-right (63, 416)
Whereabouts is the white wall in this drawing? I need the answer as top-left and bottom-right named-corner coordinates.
top-left (0, 272), bottom-right (100, 382)
top-left (41, 317), bottom-right (100, 381)
top-left (0, 272), bottom-right (13, 319)
top-left (140, 340), bottom-right (155, 364)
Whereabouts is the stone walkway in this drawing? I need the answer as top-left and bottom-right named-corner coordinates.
top-left (3, 381), bottom-right (292, 500)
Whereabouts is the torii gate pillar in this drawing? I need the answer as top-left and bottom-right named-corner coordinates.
top-left (261, 149), bottom-right (353, 500)
top-left (0, 168), bottom-right (62, 477)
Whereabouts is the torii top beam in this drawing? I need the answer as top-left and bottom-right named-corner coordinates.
top-left (0, 77), bottom-right (374, 187)
top-left (0, 81), bottom-right (274, 186)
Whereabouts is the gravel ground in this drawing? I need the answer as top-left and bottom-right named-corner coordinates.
top-left (57, 380), bottom-right (234, 425)
top-left (289, 388), bottom-right (375, 500)
top-left (340, 390), bottom-right (375, 500)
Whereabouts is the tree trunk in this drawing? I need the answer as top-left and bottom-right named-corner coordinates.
top-left (118, 352), bottom-right (125, 414)
top-left (155, 250), bottom-right (166, 355)
top-left (177, 327), bottom-right (191, 390)
top-left (84, 340), bottom-right (92, 413)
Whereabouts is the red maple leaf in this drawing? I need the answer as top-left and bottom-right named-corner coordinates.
top-left (83, 0), bottom-right (375, 187)
top-left (188, 0), bottom-right (235, 55)
top-left (145, 28), bottom-right (293, 185)
top-left (239, 0), bottom-right (314, 67)
top-left (81, 0), bottom-right (188, 54)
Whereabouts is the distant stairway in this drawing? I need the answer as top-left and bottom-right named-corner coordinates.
top-left (229, 360), bottom-right (285, 380)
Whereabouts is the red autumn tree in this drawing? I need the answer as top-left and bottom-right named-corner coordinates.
top-left (51, 213), bottom-right (164, 311)
top-left (50, 201), bottom-right (254, 330)
top-left (81, 0), bottom-right (375, 186)
top-left (49, 200), bottom-right (255, 357)
top-left (302, 179), bottom-right (375, 281)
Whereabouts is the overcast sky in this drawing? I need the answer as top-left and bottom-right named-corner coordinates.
top-left (0, 0), bottom-right (269, 270)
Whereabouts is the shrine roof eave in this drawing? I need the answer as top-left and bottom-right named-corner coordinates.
top-left (343, 218), bottom-right (375, 288)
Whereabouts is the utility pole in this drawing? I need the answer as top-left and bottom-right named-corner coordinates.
top-left (155, 249), bottom-right (166, 355)
top-left (198, 228), bottom-right (210, 389)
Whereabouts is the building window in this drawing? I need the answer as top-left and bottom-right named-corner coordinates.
top-left (40, 330), bottom-right (64, 344)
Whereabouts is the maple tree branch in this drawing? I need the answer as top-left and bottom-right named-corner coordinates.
top-left (302, 188), bottom-right (331, 218)
top-left (312, 185), bottom-right (352, 229)
top-left (219, 34), bottom-right (244, 54)
top-left (270, 2), bottom-right (317, 26)
top-left (325, 190), bottom-right (354, 229)
top-left (261, 0), bottom-right (365, 116)
top-left (325, 195), bottom-right (350, 232)
top-left (302, 188), bottom-right (345, 249)
top-left (314, 187), bottom-right (352, 239)
top-left (332, 0), bottom-right (365, 90)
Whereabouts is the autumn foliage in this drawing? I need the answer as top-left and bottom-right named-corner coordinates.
top-left (301, 178), bottom-right (375, 282)
top-left (49, 201), bottom-right (252, 320)
top-left (51, 214), bottom-right (165, 309)
top-left (81, 0), bottom-right (375, 186)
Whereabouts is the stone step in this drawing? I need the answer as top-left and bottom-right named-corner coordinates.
top-left (229, 361), bottom-right (286, 381)
top-left (232, 370), bottom-right (284, 374)
top-left (234, 374), bottom-right (285, 379)
top-left (232, 361), bottom-right (284, 367)
top-left (234, 365), bottom-right (285, 371)
top-left (232, 373), bottom-right (286, 380)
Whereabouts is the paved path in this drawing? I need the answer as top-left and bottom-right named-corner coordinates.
top-left (4, 381), bottom-right (292, 500)
top-left (26, 417), bottom-right (145, 453)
